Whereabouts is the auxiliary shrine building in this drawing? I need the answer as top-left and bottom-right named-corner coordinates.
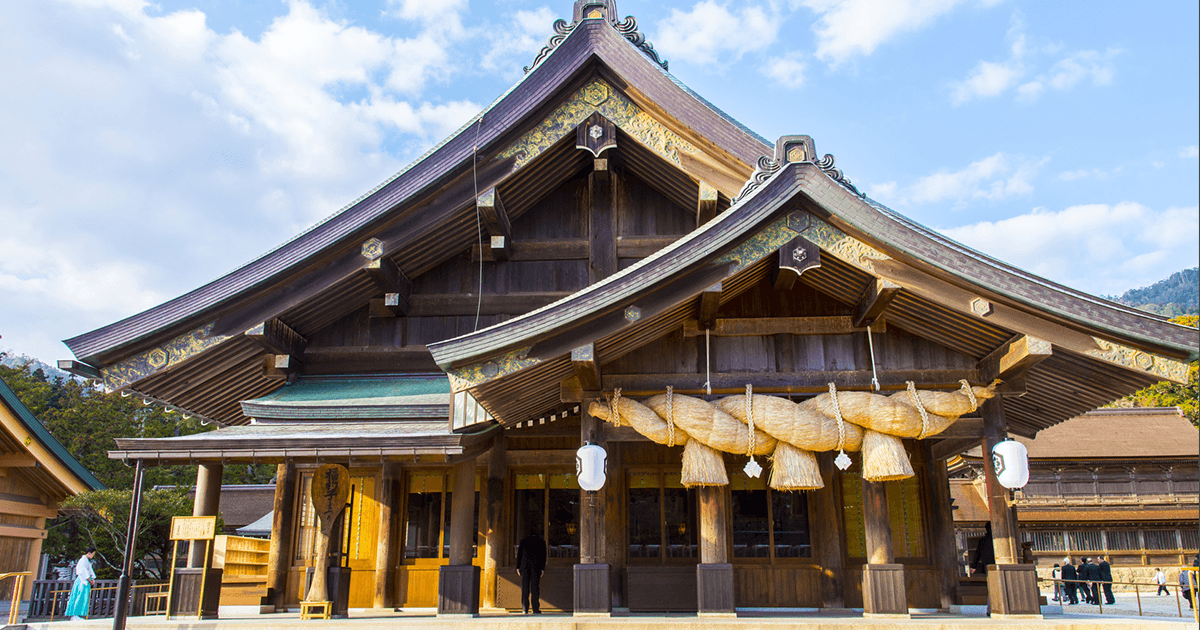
top-left (61, 1), bottom-right (1197, 618)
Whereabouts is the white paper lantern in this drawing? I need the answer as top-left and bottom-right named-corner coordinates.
top-left (991, 439), bottom-right (1029, 489)
top-left (576, 443), bottom-right (607, 491)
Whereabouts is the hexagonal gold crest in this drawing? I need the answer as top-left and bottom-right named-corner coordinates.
top-left (361, 237), bottom-right (384, 261)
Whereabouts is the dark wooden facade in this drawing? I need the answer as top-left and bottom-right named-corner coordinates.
top-left (64, 0), bottom-right (1196, 618)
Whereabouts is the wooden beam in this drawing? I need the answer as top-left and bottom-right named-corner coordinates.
top-left (933, 416), bottom-right (984, 438)
top-left (593, 158), bottom-right (609, 182)
top-left (977, 335), bottom-right (1053, 382)
top-left (408, 292), bottom-right (570, 317)
top-left (771, 236), bottom-right (821, 291)
top-left (696, 282), bottom-right (722, 330)
top-left (362, 256), bottom-right (412, 314)
top-left (262, 354), bottom-right (299, 381)
top-left (615, 237), bottom-right (676, 259)
top-left (505, 449), bottom-right (575, 466)
top-left (0, 498), bottom-right (57, 519)
top-left (368, 293), bottom-right (406, 318)
top-left (0, 524), bottom-right (46, 539)
top-left (931, 437), bottom-right (981, 461)
top-left (244, 319), bottom-right (307, 358)
top-left (476, 187), bottom-right (513, 242)
top-left (302, 345), bottom-right (437, 374)
top-left (489, 235), bottom-right (509, 261)
top-left (473, 240), bottom-right (589, 262)
top-left (588, 160), bottom-right (617, 283)
top-left (681, 316), bottom-right (884, 337)
top-left (571, 343), bottom-right (601, 391)
top-left (560, 375), bottom-right (602, 405)
top-left (57, 360), bottom-right (101, 380)
top-left (696, 181), bottom-right (719, 227)
top-left (0, 454), bottom-right (37, 468)
top-left (559, 369), bottom-right (980, 400)
top-left (853, 278), bottom-right (902, 328)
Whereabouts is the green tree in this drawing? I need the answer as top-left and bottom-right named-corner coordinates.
top-left (51, 487), bottom-right (195, 580)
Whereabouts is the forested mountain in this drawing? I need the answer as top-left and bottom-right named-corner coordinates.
top-left (1109, 267), bottom-right (1199, 317)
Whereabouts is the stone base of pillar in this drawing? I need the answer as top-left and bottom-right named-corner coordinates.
top-left (696, 563), bottom-right (735, 615)
top-left (862, 563), bottom-right (909, 618)
top-left (437, 565), bottom-right (480, 617)
top-left (987, 564), bottom-right (1042, 617)
top-left (573, 564), bottom-right (611, 615)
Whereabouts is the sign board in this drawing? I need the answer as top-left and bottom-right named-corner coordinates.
top-left (170, 516), bottom-right (218, 541)
top-left (311, 464), bottom-right (350, 532)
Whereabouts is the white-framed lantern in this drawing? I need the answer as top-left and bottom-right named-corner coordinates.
top-left (991, 439), bottom-right (1029, 489)
top-left (576, 442), bottom-right (607, 492)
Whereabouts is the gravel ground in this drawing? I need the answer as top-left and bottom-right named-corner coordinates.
top-left (1043, 587), bottom-right (1198, 619)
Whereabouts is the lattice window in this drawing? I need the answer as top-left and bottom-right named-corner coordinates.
top-left (1030, 530), bottom-right (1066, 552)
top-left (1181, 529), bottom-right (1199, 551)
top-left (1105, 530), bottom-right (1140, 551)
top-left (1067, 530), bottom-right (1103, 552)
top-left (1143, 530), bottom-right (1180, 551)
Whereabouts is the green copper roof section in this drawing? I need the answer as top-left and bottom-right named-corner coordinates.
top-left (240, 374), bottom-right (452, 421)
top-left (0, 376), bottom-right (105, 491)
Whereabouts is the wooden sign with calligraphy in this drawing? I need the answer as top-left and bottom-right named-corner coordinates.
top-left (305, 464), bottom-right (350, 603)
top-left (170, 516), bottom-right (217, 541)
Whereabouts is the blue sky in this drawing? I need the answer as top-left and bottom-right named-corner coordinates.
top-left (1, 0), bottom-right (1197, 364)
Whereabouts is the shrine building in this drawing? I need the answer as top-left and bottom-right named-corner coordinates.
top-left (59, 0), bottom-right (1198, 619)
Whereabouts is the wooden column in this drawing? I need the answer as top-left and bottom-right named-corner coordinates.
top-left (603, 441), bottom-right (624, 609)
top-left (373, 463), bottom-right (399, 609)
top-left (482, 434), bottom-right (507, 610)
top-left (575, 404), bottom-right (611, 614)
top-left (980, 399), bottom-right (1041, 617)
top-left (587, 162), bottom-right (617, 284)
top-left (923, 443), bottom-right (960, 610)
top-left (696, 485), bottom-right (734, 615)
top-left (438, 458), bottom-right (480, 616)
top-left (861, 477), bottom-right (908, 617)
top-left (266, 462), bottom-right (296, 611)
top-left (810, 452), bottom-right (844, 609)
top-left (188, 463), bottom-right (222, 567)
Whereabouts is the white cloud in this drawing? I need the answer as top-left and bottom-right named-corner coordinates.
top-left (0, 0), bottom-right (485, 361)
top-left (939, 203), bottom-right (1200, 296)
top-left (799, 0), bottom-right (987, 65)
top-left (874, 153), bottom-right (1047, 208)
top-left (480, 7), bottom-right (556, 75)
top-left (654, 1), bottom-right (778, 66)
top-left (951, 13), bottom-right (1121, 104)
top-left (1057, 165), bottom-right (1121, 181)
top-left (762, 52), bottom-right (807, 88)
top-left (1182, 145), bottom-right (1199, 159)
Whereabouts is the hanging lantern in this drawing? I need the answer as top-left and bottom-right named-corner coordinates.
top-left (991, 439), bottom-right (1029, 489)
top-left (576, 442), bottom-right (607, 491)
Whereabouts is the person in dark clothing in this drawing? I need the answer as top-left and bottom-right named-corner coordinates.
top-left (516, 532), bottom-right (547, 614)
top-left (1061, 557), bottom-right (1079, 605)
top-left (1098, 555), bottom-right (1115, 605)
top-left (1079, 557), bottom-right (1098, 604)
top-left (970, 523), bottom-right (995, 576)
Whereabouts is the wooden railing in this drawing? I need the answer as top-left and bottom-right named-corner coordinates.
top-left (25, 579), bottom-right (168, 622)
top-left (1038, 569), bottom-right (1199, 623)
top-left (0, 572), bottom-right (32, 626)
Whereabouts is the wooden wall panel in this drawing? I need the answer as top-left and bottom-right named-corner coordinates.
top-left (732, 566), bottom-right (822, 607)
top-left (602, 330), bottom-right (697, 375)
top-left (615, 169), bottom-right (692, 238)
top-left (627, 566), bottom-right (696, 611)
top-left (396, 566), bottom-right (440, 608)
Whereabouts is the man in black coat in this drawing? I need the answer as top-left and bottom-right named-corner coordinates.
top-left (516, 531), bottom-right (547, 614)
top-left (1098, 555), bottom-right (1115, 605)
top-left (1061, 557), bottom-right (1079, 605)
top-left (1079, 557), bottom-right (1098, 604)
top-left (970, 523), bottom-right (995, 575)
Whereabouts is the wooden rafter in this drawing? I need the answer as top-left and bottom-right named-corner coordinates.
top-left (853, 278), bottom-right (901, 328)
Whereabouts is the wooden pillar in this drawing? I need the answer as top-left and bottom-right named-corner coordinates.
top-left (587, 162), bottom-right (617, 284)
top-left (810, 452), bottom-right (844, 609)
top-left (482, 435), bottom-right (507, 610)
top-left (980, 399), bottom-right (1041, 617)
top-left (923, 443), bottom-right (960, 610)
top-left (266, 462), bottom-right (296, 611)
top-left (603, 442), bottom-right (624, 608)
top-left (575, 404), bottom-right (611, 614)
top-left (861, 477), bottom-right (908, 617)
top-left (24, 517), bottom-right (45, 599)
top-left (696, 485), bottom-right (734, 615)
top-left (373, 463), bottom-right (399, 609)
top-left (188, 463), bottom-right (222, 567)
top-left (438, 458), bottom-right (480, 616)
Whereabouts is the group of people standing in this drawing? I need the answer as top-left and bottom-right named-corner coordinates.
top-left (1051, 556), bottom-right (1115, 605)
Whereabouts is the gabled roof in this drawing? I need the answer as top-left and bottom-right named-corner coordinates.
top-left (428, 145), bottom-right (1197, 436)
top-left (64, 15), bottom-right (765, 369)
top-left (963, 407), bottom-right (1198, 460)
top-left (0, 376), bottom-right (104, 494)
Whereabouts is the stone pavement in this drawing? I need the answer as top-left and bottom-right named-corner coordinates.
top-left (11, 606), bottom-right (1199, 630)
top-left (1041, 586), bottom-right (1198, 620)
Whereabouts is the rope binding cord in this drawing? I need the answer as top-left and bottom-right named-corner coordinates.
top-left (829, 382), bottom-right (852, 470)
top-left (665, 385), bottom-right (676, 447)
top-left (703, 328), bottom-right (712, 396)
top-left (959, 379), bottom-right (978, 412)
top-left (743, 383), bottom-right (762, 477)
top-left (906, 380), bottom-right (930, 440)
top-left (866, 326), bottom-right (880, 391)
top-left (607, 388), bottom-right (623, 427)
